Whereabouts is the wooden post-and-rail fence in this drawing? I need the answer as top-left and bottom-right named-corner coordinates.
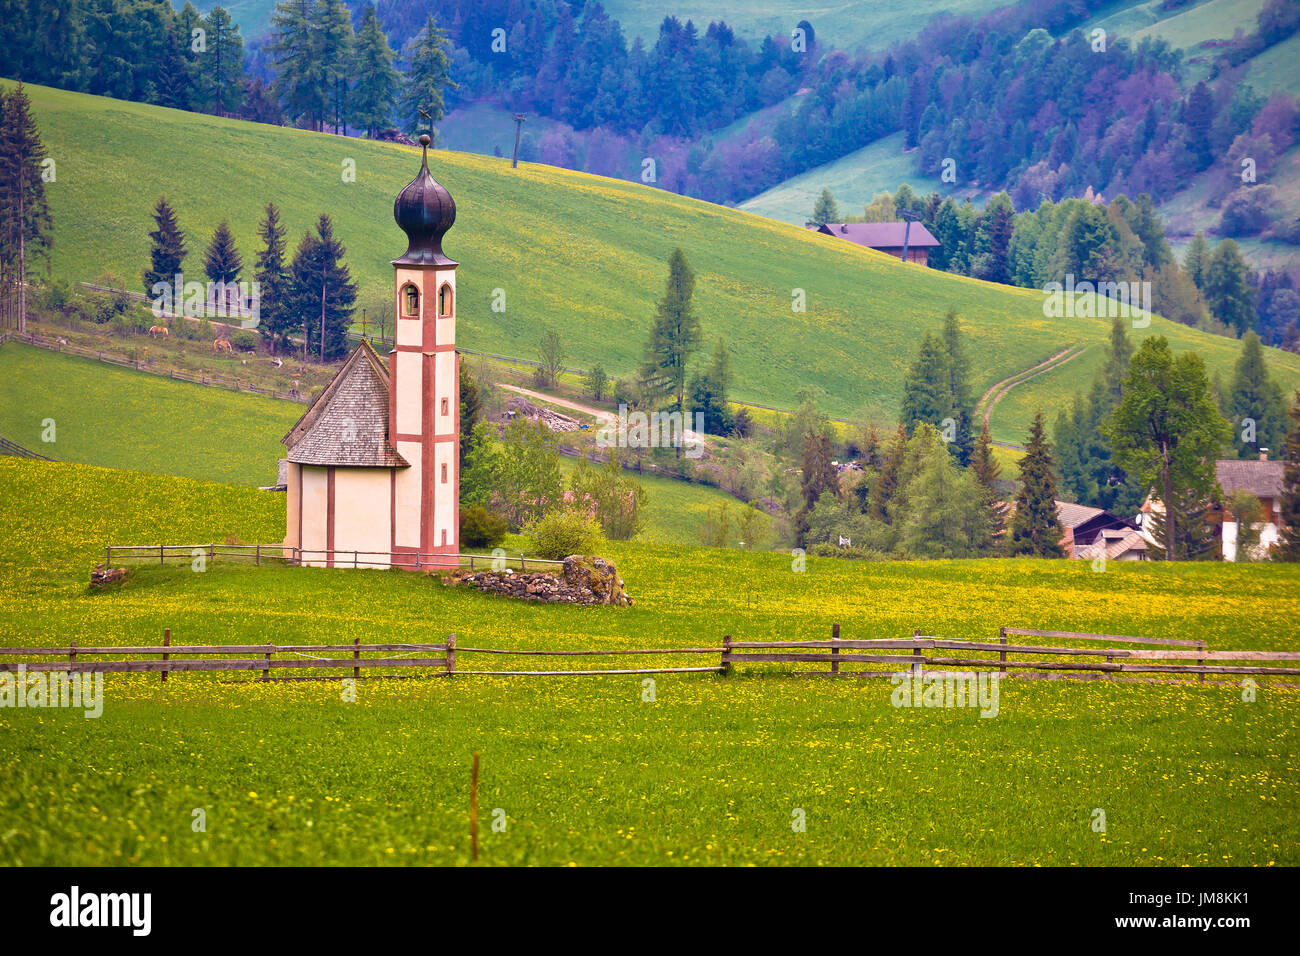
top-left (3, 625), bottom-right (1298, 684)
top-left (103, 543), bottom-right (565, 574)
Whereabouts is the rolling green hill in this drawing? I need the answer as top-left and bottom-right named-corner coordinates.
top-left (14, 81), bottom-right (1300, 445)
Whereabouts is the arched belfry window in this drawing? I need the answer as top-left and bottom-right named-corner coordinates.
top-left (401, 284), bottom-right (419, 318)
top-left (438, 283), bottom-right (453, 318)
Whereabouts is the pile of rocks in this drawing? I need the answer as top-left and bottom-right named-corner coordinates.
top-left (498, 397), bottom-right (582, 433)
top-left (90, 564), bottom-right (129, 588)
top-left (440, 554), bottom-right (632, 607)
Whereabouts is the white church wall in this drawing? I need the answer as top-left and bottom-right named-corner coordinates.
top-left (394, 352), bottom-right (423, 434)
top-left (332, 469), bottom-right (393, 568)
top-left (300, 466), bottom-right (329, 566)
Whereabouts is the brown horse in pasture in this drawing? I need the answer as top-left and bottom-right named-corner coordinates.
top-left (214, 339), bottom-right (233, 354)
top-left (148, 326), bottom-right (168, 339)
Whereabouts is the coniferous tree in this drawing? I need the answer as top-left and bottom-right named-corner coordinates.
top-left (810, 187), bottom-right (839, 226)
top-left (688, 338), bottom-right (735, 435)
top-left (899, 429), bottom-right (994, 558)
top-left (941, 309), bottom-right (975, 464)
top-left (1226, 331), bottom-right (1289, 458)
top-left (1104, 337), bottom-right (1232, 560)
top-left (312, 0), bottom-right (354, 132)
top-left (971, 421), bottom-right (1006, 538)
top-left (1203, 239), bottom-right (1257, 335)
top-left (204, 219), bottom-right (242, 285)
top-left (199, 6), bottom-right (245, 115)
top-left (350, 4), bottom-right (401, 137)
top-left (796, 424), bottom-right (838, 545)
top-left (287, 214), bottom-right (356, 361)
top-left (1147, 488), bottom-right (1218, 561)
top-left (142, 196), bottom-right (187, 296)
top-left (899, 331), bottom-right (954, 437)
top-left (270, 0), bottom-right (325, 130)
top-left (1008, 411), bottom-right (1065, 557)
top-left (1274, 392), bottom-right (1300, 562)
top-left (1183, 231), bottom-right (1210, 290)
top-left (868, 424), bottom-right (907, 523)
top-left (641, 247), bottom-right (702, 416)
top-left (399, 13), bottom-right (457, 139)
top-left (254, 202), bottom-right (290, 351)
top-left (0, 83), bottom-right (52, 332)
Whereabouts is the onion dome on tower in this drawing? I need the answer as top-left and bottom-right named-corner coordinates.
top-left (393, 134), bottom-right (457, 267)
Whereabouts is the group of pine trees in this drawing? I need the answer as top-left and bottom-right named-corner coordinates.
top-left (143, 197), bottom-right (356, 359)
top-left (0, 83), bottom-right (51, 333)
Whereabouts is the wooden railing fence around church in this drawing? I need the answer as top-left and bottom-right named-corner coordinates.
top-left (103, 544), bottom-right (565, 573)
top-left (5, 626), bottom-right (1297, 685)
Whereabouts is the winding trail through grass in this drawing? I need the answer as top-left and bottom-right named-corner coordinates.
top-left (978, 345), bottom-right (1089, 445)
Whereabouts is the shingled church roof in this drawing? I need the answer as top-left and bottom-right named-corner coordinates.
top-left (281, 340), bottom-right (408, 468)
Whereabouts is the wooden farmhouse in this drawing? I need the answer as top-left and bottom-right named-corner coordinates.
top-left (806, 221), bottom-right (941, 265)
top-left (281, 135), bottom-right (460, 569)
top-left (1212, 453), bottom-right (1285, 561)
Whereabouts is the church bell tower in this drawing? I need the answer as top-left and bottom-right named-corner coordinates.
top-left (390, 133), bottom-right (459, 566)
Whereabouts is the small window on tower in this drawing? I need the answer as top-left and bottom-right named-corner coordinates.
top-left (438, 283), bottom-right (453, 317)
top-left (441, 463), bottom-right (448, 483)
top-left (402, 284), bottom-right (419, 318)
top-left (441, 529), bottom-right (448, 546)
top-left (440, 397), bottom-right (449, 416)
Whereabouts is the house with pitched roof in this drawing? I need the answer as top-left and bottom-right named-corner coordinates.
top-left (280, 134), bottom-right (460, 569)
top-left (1213, 452), bottom-right (1286, 561)
top-left (806, 221), bottom-right (941, 265)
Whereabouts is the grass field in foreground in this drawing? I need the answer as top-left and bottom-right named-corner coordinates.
top-left (2, 458), bottom-right (1299, 865)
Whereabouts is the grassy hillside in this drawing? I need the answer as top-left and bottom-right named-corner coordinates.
top-left (739, 132), bottom-right (953, 225)
top-left (14, 81), bottom-right (1300, 443)
top-left (3, 458), bottom-right (1299, 865)
top-left (0, 341), bottom-right (299, 486)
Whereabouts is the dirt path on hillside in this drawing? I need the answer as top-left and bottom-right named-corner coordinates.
top-left (978, 345), bottom-right (1088, 432)
top-left (499, 384), bottom-right (617, 424)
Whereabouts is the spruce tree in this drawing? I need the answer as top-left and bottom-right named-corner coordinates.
top-left (941, 309), bottom-right (975, 464)
top-left (399, 14), bottom-right (457, 138)
top-left (900, 435), bottom-right (994, 558)
top-left (1275, 392), bottom-right (1300, 562)
top-left (1183, 231), bottom-right (1210, 290)
top-left (868, 424), bottom-right (908, 523)
top-left (1101, 315), bottom-right (1133, 409)
top-left (142, 196), bottom-right (187, 296)
top-left (204, 220), bottom-right (242, 284)
top-left (1226, 331), bottom-right (1289, 459)
top-left (899, 331), bottom-right (954, 437)
top-left (287, 214), bottom-right (356, 361)
top-left (350, 4), bottom-right (401, 137)
top-left (1008, 411), bottom-right (1065, 557)
top-left (641, 247), bottom-right (702, 415)
top-left (254, 202), bottom-right (290, 351)
top-left (200, 6), bottom-right (245, 115)
top-left (1147, 488), bottom-right (1218, 561)
top-left (270, 0), bottom-right (325, 130)
top-left (312, 0), bottom-right (354, 132)
top-left (810, 187), bottom-right (839, 226)
top-left (1203, 239), bottom-right (1257, 335)
top-left (971, 421), bottom-right (1006, 538)
top-left (0, 82), bottom-right (52, 332)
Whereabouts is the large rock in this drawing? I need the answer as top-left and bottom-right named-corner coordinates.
top-left (439, 554), bottom-right (632, 607)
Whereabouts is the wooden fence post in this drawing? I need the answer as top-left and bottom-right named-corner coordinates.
top-left (69, 640), bottom-right (76, 673)
top-left (446, 633), bottom-right (456, 675)
top-left (722, 634), bottom-right (732, 675)
top-left (471, 751), bottom-right (480, 862)
top-left (105, 546), bottom-right (111, 569)
top-left (913, 628), bottom-right (923, 678)
top-left (998, 626), bottom-right (1007, 674)
top-left (353, 636), bottom-right (360, 680)
top-left (255, 544), bottom-right (261, 566)
top-left (263, 643), bottom-right (272, 681)
top-left (160, 544), bottom-right (165, 566)
top-left (162, 627), bottom-right (170, 683)
top-left (1197, 641), bottom-right (1206, 682)
top-left (831, 622), bottom-right (840, 675)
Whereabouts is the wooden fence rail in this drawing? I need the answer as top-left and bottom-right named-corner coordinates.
top-left (104, 543), bottom-right (565, 573)
top-left (4, 626), bottom-right (1296, 683)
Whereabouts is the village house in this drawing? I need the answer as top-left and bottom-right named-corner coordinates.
top-left (1001, 499), bottom-right (1147, 560)
top-left (279, 134), bottom-right (460, 569)
top-left (1213, 452), bottom-right (1285, 561)
top-left (805, 221), bottom-right (941, 265)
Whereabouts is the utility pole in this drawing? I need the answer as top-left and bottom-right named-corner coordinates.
top-left (899, 207), bottom-right (921, 264)
top-left (512, 113), bottom-right (526, 169)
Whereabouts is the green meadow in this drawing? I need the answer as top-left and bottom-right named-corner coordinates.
top-left (1, 458), bottom-right (1298, 865)
top-left (14, 81), bottom-right (1299, 443)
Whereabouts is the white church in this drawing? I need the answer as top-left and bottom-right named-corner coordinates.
top-left (280, 134), bottom-right (460, 569)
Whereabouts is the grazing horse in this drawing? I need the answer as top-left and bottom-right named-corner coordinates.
top-left (270, 356), bottom-right (283, 369)
top-left (214, 339), bottom-right (233, 354)
top-left (148, 326), bottom-right (168, 339)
